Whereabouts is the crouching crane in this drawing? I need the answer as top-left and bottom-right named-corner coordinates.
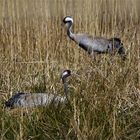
top-left (63, 16), bottom-right (126, 60)
top-left (5, 70), bottom-right (71, 108)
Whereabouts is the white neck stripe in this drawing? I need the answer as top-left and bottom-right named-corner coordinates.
top-left (65, 17), bottom-right (73, 23)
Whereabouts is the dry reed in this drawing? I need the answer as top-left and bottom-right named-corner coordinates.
top-left (0, 0), bottom-right (139, 139)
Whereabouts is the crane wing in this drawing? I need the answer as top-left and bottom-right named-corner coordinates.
top-left (73, 34), bottom-right (110, 53)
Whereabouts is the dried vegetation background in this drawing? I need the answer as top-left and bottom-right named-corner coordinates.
top-left (0, 0), bottom-right (140, 139)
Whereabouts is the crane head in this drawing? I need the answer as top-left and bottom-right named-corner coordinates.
top-left (61, 70), bottom-right (71, 83)
top-left (63, 16), bottom-right (73, 24)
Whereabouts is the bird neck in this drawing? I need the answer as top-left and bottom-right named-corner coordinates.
top-left (62, 78), bottom-right (69, 101)
top-left (67, 22), bottom-right (74, 40)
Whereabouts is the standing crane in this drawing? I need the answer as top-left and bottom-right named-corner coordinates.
top-left (63, 16), bottom-right (126, 60)
top-left (5, 70), bottom-right (71, 108)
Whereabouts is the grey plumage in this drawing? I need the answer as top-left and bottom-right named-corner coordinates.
top-left (5, 70), bottom-right (71, 108)
top-left (63, 16), bottom-right (126, 59)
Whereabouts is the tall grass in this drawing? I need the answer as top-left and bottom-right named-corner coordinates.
top-left (0, 0), bottom-right (140, 139)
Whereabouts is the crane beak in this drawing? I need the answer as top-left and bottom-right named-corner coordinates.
top-left (61, 21), bottom-right (65, 26)
top-left (71, 72), bottom-right (81, 78)
top-left (61, 23), bottom-right (63, 26)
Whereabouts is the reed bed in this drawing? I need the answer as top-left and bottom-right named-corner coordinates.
top-left (0, 0), bottom-right (140, 139)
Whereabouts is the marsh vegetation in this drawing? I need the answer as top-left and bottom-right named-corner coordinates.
top-left (0, 0), bottom-right (140, 139)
